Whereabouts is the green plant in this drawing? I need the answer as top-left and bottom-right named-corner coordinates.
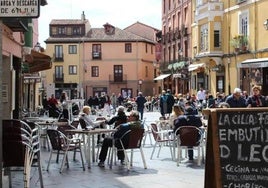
top-left (230, 38), bottom-right (240, 48)
top-left (240, 35), bottom-right (248, 46)
top-left (230, 34), bottom-right (248, 49)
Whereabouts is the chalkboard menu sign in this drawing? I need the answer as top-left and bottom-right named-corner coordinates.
top-left (204, 108), bottom-right (268, 188)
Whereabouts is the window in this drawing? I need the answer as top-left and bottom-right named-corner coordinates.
top-left (114, 65), bottom-right (123, 82)
top-left (200, 24), bottom-right (208, 51)
top-left (196, 0), bottom-right (202, 6)
top-left (125, 43), bottom-right (132, 53)
top-left (145, 66), bottom-right (148, 77)
top-left (55, 45), bottom-right (63, 61)
top-left (91, 66), bottom-right (99, 77)
top-left (145, 44), bottom-right (148, 53)
top-left (239, 11), bottom-right (249, 36)
top-left (69, 45), bottom-right (77, 54)
top-left (214, 22), bottom-right (221, 48)
top-left (55, 66), bottom-right (63, 82)
top-left (73, 27), bottom-right (81, 35)
top-left (214, 31), bottom-right (220, 48)
top-left (92, 44), bottom-right (102, 59)
top-left (69, 66), bottom-right (77, 74)
top-left (58, 27), bottom-right (66, 35)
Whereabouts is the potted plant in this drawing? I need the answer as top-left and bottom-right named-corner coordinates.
top-left (230, 34), bottom-right (248, 52)
top-left (230, 37), bottom-right (240, 52)
top-left (240, 35), bottom-right (248, 51)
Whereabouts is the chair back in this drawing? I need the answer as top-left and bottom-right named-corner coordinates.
top-left (150, 123), bottom-right (160, 141)
top-left (128, 128), bottom-right (144, 149)
top-left (71, 120), bottom-right (80, 128)
top-left (119, 128), bottom-right (144, 149)
top-left (175, 126), bottom-right (202, 147)
top-left (79, 118), bottom-right (87, 129)
top-left (2, 119), bottom-right (37, 167)
top-left (47, 129), bottom-right (63, 150)
top-left (57, 124), bottom-right (75, 138)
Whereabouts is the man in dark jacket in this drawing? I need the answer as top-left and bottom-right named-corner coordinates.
top-left (135, 92), bottom-right (147, 120)
top-left (105, 106), bottom-right (127, 128)
top-left (173, 106), bottom-right (202, 161)
top-left (98, 110), bottom-right (143, 167)
top-left (225, 88), bottom-right (246, 108)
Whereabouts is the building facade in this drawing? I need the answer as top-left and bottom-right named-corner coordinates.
top-left (44, 13), bottom-right (159, 101)
top-left (160, 0), bottom-right (268, 97)
top-left (160, 0), bottom-right (192, 95)
top-left (1, 1), bottom-right (50, 119)
top-left (190, 0), bottom-right (268, 96)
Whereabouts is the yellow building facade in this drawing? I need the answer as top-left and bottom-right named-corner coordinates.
top-left (190, 0), bottom-right (268, 96)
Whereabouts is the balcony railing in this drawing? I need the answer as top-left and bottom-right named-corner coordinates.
top-left (53, 53), bottom-right (64, 62)
top-left (54, 73), bottom-right (64, 83)
top-left (92, 52), bottom-right (102, 60)
top-left (109, 74), bottom-right (127, 84)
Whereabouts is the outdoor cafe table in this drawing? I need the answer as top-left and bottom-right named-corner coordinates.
top-left (65, 128), bottom-right (116, 168)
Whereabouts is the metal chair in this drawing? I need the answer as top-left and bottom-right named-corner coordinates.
top-left (142, 118), bottom-right (153, 146)
top-left (174, 126), bottom-right (205, 166)
top-left (3, 119), bottom-right (44, 188)
top-left (116, 128), bottom-right (147, 170)
top-left (150, 123), bottom-right (174, 160)
top-left (79, 118), bottom-right (87, 129)
top-left (46, 129), bottom-right (85, 173)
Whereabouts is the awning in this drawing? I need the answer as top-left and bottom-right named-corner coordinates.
top-left (24, 50), bottom-right (52, 73)
top-left (154, 74), bottom-right (171, 80)
top-left (188, 63), bottom-right (205, 72)
top-left (239, 58), bottom-right (268, 68)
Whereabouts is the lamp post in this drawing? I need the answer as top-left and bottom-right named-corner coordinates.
top-left (153, 61), bottom-right (158, 95)
top-left (176, 49), bottom-right (183, 94)
top-left (138, 79), bottom-right (143, 92)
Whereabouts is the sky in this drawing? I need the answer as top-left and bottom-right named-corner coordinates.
top-left (38, 0), bottom-right (162, 47)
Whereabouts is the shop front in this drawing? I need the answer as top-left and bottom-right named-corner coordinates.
top-left (238, 58), bottom-right (268, 95)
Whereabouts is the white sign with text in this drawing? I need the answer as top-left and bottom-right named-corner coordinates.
top-left (0, 0), bottom-right (39, 17)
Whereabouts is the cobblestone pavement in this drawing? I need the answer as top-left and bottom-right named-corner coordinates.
top-left (4, 111), bottom-right (205, 188)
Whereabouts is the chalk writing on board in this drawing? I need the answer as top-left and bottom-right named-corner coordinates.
top-left (217, 111), bottom-right (268, 188)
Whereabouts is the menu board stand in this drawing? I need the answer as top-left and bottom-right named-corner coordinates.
top-left (204, 108), bottom-right (268, 188)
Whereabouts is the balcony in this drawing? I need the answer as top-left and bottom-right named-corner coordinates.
top-left (54, 74), bottom-right (64, 83)
top-left (109, 74), bottom-right (127, 84)
top-left (53, 53), bottom-right (64, 62)
top-left (92, 52), bottom-right (102, 60)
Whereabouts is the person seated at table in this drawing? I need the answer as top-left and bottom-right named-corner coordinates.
top-left (168, 104), bottom-right (185, 129)
top-left (79, 105), bottom-right (105, 129)
top-left (173, 106), bottom-right (202, 161)
top-left (225, 88), bottom-right (246, 108)
top-left (105, 106), bottom-right (127, 129)
top-left (98, 110), bottom-right (143, 167)
top-left (246, 85), bottom-right (267, 107)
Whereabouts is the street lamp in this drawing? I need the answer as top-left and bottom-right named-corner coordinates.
top-left (34, 42), bottom-right (41, 52)
top-left (34, 42), bottom-right (45, 52)
top-left (138, 79), bottom-right (143, 92)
